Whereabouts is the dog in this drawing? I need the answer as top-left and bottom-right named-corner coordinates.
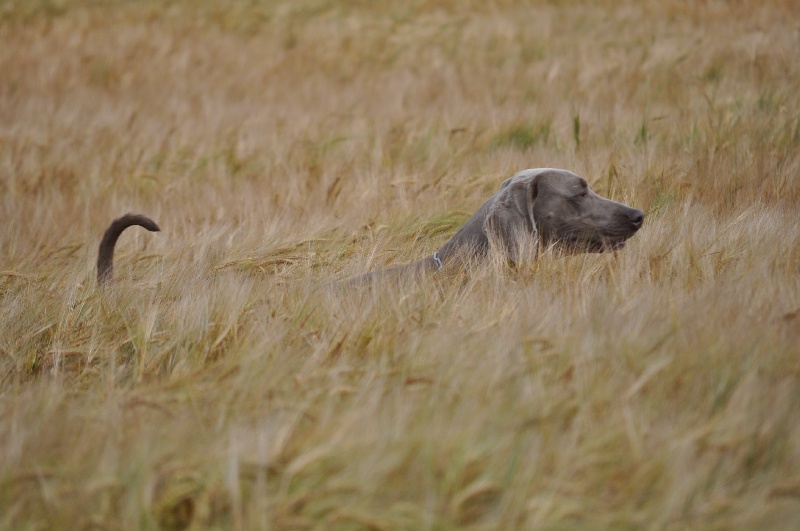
top-left (96, 169), bottom-right (644, 285)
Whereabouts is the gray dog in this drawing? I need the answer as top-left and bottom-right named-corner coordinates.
top-left (355, 168), bottom-right (644, 282)
top-left (96, 168), bottom-right (644, 285)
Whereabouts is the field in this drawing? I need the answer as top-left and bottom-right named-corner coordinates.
top-left (1, 0), bottom-right (799, 528)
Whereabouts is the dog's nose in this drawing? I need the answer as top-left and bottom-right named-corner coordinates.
top-left (627, 209), bottom-right (645, 229)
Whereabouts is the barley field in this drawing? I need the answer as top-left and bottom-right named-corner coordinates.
top-left (1, 0), bottom-right (799, 529)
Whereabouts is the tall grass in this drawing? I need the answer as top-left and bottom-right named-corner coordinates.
top-left (1, 0), bottom-right (799, 528)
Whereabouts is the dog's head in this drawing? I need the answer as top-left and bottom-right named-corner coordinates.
top-left (533, 169), bottom-right (644, 252)
top-left (484, 168), bottom-right (644, 263)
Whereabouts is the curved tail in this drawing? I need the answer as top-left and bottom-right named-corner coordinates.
top-left (97, 213), bottom-right (161, 284)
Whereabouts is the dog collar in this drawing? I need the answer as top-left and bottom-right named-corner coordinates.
top-left (433, 251), bottom-right (443, 271)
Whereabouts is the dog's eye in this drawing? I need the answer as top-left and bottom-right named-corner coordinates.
top-left (575, 190), bottom-right (588, 198)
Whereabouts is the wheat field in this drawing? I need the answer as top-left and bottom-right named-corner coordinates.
top-left (1, 0), bottom-right (799, 529)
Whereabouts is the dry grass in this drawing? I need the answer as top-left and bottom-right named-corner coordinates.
top-left (1, 0), bottom-right (799, 528)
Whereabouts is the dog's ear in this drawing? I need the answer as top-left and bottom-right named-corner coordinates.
top-left (483, 175), bottom-right (539, 266)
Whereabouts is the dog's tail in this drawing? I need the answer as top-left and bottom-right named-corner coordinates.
top-left (97, 213), bottom-right (161, 285)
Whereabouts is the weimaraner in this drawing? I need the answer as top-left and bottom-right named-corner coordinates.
top-left (96, 168), bottom-right (644, 284)
top-left (354, 168), bottom-right (644, 282)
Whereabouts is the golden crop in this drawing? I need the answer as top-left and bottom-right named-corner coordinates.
top-left (1, 1), bottom-right (798, 528)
